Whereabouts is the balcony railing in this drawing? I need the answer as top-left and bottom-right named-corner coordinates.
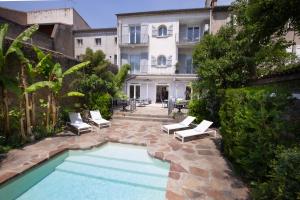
top-left (177, 37), bottom-right (200, 46)
top-left (120, 34), bottom-right (149, 46)
top-left (125, 64), bottom-right (196, 75)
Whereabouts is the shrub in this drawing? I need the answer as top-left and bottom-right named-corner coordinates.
top-left (88, 93), bottom-right (112, 119)
top-left (188, 99), bottom-right (210, 123)
top-left (252, 148), bottom-right (300, 200)
top-left (219, 86), bottom-right (294, 181)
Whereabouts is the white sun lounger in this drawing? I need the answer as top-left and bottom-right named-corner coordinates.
top-left (68, 112), bottom-right (92, 135)
top-left (174, 120), bottom-right (216, 142)
top-left (89, 110), bottom-right (111, 128)
top-left (161, 116), bottom-right (196, 134)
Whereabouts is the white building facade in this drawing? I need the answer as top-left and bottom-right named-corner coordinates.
top-left (73, 28), bottom-right (118, 64)
top-left (116, 8), bottom-right (215, 103)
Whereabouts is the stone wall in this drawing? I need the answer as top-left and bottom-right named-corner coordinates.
top-left (1, 17), bottom-right (54, 50)
top-left (3, 38), bottom-right (80, 118)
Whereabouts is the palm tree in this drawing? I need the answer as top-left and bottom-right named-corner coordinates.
top-left (26, 53), bottom-right (90, 131)
top-left (0, 23), bottom-right (38, 138)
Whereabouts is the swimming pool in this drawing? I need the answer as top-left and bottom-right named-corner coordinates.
top-left (0, 143), bottom-right (170, 200)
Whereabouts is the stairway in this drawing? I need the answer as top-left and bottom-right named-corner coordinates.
top-left (112, 111), bottom-right (174, 123)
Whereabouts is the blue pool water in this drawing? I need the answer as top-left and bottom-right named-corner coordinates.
top-left (0, 143), bottom-right (170, 200)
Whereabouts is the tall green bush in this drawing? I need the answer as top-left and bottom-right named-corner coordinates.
top-left (252, 147), bottom-right (300, 200)
top-left (188, 99), bottom-right (208, 123)
top-left (219, 86), bottom-right (294, 181)
top-left (88, 93), bottom-right (112, 119)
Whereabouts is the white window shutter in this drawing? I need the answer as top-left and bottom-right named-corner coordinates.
top-left (151, 56), bottom-right (157, 66)
top-left (167, 56), bottom-right (172, 67)
top-left (168, 25), bottom-right (173, 36)
top-left (152, 26), bottom-right (158, 37)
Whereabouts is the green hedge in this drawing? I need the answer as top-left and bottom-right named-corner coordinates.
top-left (188, 99), bottom-right (210, 123)
top-left (252, 147), bottom-right (300, 200)
top-left (88, 93), bottom-right (112, 119)
top-left (219, 86), bottom-right (299, 198)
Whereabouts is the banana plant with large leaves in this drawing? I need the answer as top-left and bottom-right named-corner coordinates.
top-left (0, 23), bottom-right (38, 138)
top-left (26, 52), bottom-right (90, 130)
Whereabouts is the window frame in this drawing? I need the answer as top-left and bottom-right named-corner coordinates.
top-left (76, 38), bottom-right (83, 46)
top-left (157, 55), bottom-right (167, 66)
top-left (187, 26), bottom-right (200, 42)
top-left (95, 38), bottom-right (101, 46)
top-left (129, 25), bottom-right (141, 44)
top-left (158, 25), bottom-right (168, 37)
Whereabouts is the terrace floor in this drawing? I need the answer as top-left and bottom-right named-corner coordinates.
top-left (0, 117), bottom-right (249, 200)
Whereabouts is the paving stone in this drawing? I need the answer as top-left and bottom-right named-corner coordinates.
top-left (170, 162), bottom-right (188, 173)
top-left (166, 190), bottom-right (184, 200)
top-left (189, 166), bottom-right (209, 178)
top-left (168, 171), bottom-right (181, 180)
top-left (183, 188), bottom-right (206, 199)
top-left (0, 116), bottom-right (249, 200)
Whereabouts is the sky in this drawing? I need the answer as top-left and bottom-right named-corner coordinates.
top-left (0, 0), bottom-right (233, 28)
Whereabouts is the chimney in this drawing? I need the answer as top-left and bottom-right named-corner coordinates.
top-left (205, 0), bottom-right (218, 8)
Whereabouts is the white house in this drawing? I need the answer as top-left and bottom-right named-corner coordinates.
top-left (116, 7), bottom-right (230, 103)
top-left (73, 28), bottom-right (118, 64)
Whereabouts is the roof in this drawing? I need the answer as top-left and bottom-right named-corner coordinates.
top-left (116, 7), bottom-right (210, 17)
top-left (116, 6), bottom-right (230, 17)
top-left (73, 27), bottom-right (117, 33)
top-left (0, 6), bottom-right (90, 28)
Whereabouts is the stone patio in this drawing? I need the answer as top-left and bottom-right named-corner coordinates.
top-left (0, 119), bottom-right (249, 200)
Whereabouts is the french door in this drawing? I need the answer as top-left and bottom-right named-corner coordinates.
top-left (129, 26), bottom-right (141, 44)
top-left (187, 26), bottom-right (200, 42)
top-left (129, 84), bottom-right (140, 99)
top-left (129, 55), bottom-right (141, 74)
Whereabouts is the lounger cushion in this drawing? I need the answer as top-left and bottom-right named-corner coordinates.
top-left (69, 112), bottom-right (83, 124)
top-left (70, 122), bottom-right (91, 130)
top-left (90, 110), bottom-right (103, 120)
top-left (194, 120), bottom-right (213, 133)
top-left (162, 123), bottom-right (186, 130)
top-left (180, 116), bottom-right (196, 127)
top-left (92, 118), bottom-right (110, 125)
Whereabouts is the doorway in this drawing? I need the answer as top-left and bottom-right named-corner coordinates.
top-left (129, 84), bottom-right (140, 99)
top-left (156, 85), bottom-right (169, 102)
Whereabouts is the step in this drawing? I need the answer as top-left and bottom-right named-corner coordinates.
top-left (112, 115), bottom-right (174, 122)
top-left (113, 112), bottom-right (170, 119)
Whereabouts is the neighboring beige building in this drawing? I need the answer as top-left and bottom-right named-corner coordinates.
top-left (0, 6), bottom-right (90, 57)
top-left (73, 28), bottom-right (118, 64)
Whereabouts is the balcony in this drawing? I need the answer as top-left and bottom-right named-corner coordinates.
top-left (176, 36), bottom-right (200, 48)
top-left (120, 34), bottom-right (149, 47)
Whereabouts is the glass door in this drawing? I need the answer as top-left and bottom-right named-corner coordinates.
top-left (129, 84), bottom-right (140, 99)
top-left (186, 57), bottom-right (193, 74)
top-left (129, 55), bottom-right (141, 74)
top-left (129, 25), bottom-right (141, 44)
top-left (187, 26), bottom-right (200, 42)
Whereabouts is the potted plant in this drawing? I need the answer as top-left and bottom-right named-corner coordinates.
top-left (175, 62), bottom-right (180, 74)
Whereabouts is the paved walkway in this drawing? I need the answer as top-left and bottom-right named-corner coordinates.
top-left (0, 119), bottom-right (249, 200)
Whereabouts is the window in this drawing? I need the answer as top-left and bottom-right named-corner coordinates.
top-left (114, 54), bottom-right (117, 65)
top-left (157, 55), bottom-right (166, 66)
top-left (186, 57), bottom-right (193, 74)
top-left (187, 26), bottom-right (200, 42)
top-left (76, 39), bottom-right (83, 46)
top-left (95, 38), bottom-right (101, 45)
top-left (129, 55), bottom-right (141, 74)
top-left (129, 84), bottom-right (140, 99)
top-left (129, 25), bottom-right (141, 44)
top-left (158, 25), bottom-right (167, 37)
top-left (115, 37), bottom-right (117, 44)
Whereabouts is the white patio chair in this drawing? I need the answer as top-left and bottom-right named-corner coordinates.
top-left (68, 112), bottom-right (92, 135)
top-left (174, 120), bottom-right (216, 142)
top-left (89, 110), bottom-right (111, 128)
top-left (161, 116), bottom-right (196, 134)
